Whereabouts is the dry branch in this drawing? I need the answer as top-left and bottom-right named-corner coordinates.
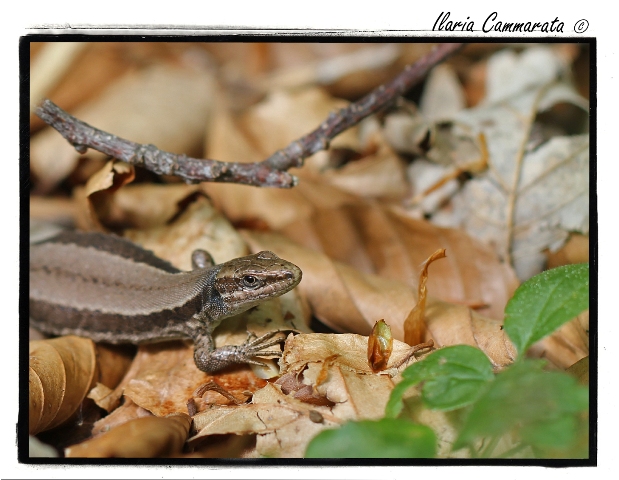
top-left (35, 43), bottom-right (464, 188)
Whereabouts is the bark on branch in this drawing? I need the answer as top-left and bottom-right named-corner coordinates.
top-left (35, 43), bottom-right (463, 188)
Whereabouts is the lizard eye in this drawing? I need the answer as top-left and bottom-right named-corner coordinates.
top-left (242, 275), bottom-right (261, 289)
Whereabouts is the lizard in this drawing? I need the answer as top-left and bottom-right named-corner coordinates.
top-left (29, 231), bottom-right (302, 373)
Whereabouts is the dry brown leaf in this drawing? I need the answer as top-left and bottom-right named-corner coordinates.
top-left (190, 383), bottom-right (336, 458)
top-left (29, 43), bottom-right (202, 130)
top-left (282, 332), bottom-right (417, 376)
top-left (91, 397), bottom-right (154, 437)
top-left (261, 44), bottom-right (402, 93)
top-left (65, 413), bottom-right (191, 458)
top-left (29, 42), bottom-right (89, 111)
top-left (73, 169), bottom-right (203, 233)
top-left (566, 356), bottom-right (589, 385)
top-left (242, 192), bottom-right (518, 320)
top-left (190, 332), bottom-right (429, 457)
top-left (103, 183), bottom-right (202, 230)
top-left (179, 434), bottom-right (257, 459)
top-left (30, 196), bottom-right (78, 227)
top-left (28, 336), bottom-right (133, 437)
top-left (29, 336), bottom-right (97, 434)
top-left (430, 47), bottom-right (589, 280)
top-left (119, 341), bottom-right (267, 416)
top-left (243, 231), bottom-right (522, 368)
top-left (546, 233), bottom-right (589, 269)
top-left (73, 160), bottom-right (135, 231)
top-left (199, 91), bottom-right (519, 319)
top-left (31, 62), bottom-right (216, 192)
top-left (93, 344), bottom-right (136, 390)
top-left (29, 42), bottom-right (128, 131)
top-left (529, 310), bottom-right (589, 370)
top-left (208, 170), bottom-right (517, 321)
top-left (123, 194), bottom-right (250, 270)
top-left (28, 368), bottom-right (45, 436)
top-left (321, 141), bottom-right (410, 200)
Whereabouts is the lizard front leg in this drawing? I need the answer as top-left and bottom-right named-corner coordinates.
top-left (192, 328), bottom-right (285, 373)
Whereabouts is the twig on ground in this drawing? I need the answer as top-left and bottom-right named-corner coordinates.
top-left (35, 43), bottom-right (464, 188)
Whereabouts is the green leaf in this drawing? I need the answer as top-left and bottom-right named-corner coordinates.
top-left (305, 419), bottom-right (436, 458)
top-left (454, 359), bottom-right (589, 455)
top-left (385, 345), bottom-right (494, 418)
top-left (504, 263), bottom-right (589, 355)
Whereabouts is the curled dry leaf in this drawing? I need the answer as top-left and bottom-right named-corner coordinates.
top-left (403, 248), bottom-right (447, 346)
top-left (29, 336), bottom-right (97, 434)
top-left (65, 413), bottom-right (192, 458)
top-left (73, 159), bottom-right (135, 231)
top-left (243, 231), bottom-right (522, 369)
top-left (31, 62), bottom-right (216, 192)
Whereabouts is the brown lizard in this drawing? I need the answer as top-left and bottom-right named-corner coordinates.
top-left (29, 231), bottom-right (302, 372)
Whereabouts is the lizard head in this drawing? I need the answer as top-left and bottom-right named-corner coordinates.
top-left (211, 251), bottom-right (302, 319)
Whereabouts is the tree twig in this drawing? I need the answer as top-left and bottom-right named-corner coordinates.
top-left (34, 43), bottom-right (464, 188)
top-left (35, 99), bottom-right (297, 188)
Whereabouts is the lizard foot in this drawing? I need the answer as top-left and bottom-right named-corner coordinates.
top-left (193, 330), bottom-right (288, 373)
top-left (235, 330), bottom-right (288, 366)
